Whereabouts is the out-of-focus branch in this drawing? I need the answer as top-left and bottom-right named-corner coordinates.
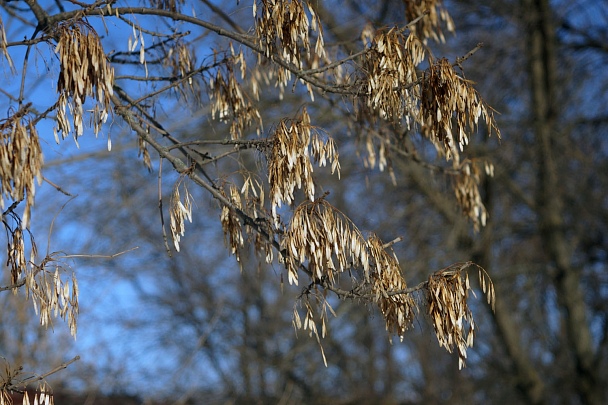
top-left (4, 356), bottom-right (81, 393)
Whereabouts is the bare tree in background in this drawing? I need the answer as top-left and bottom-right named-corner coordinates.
top-left (0, 0), bottom-right (503, 401)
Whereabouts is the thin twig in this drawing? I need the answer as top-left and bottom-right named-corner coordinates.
top-left (455, 42), bottom-right (484, 66)
top-left (58, 246), bottom-right (139, 259)
top-left (382, 236), bottom-right (403, 249)
top-left (46, 195), bottom-right (77, 257)
top-left (43, 177), bottom-right (74, 197)
top-left (19, 356), bottom-right (80, 386)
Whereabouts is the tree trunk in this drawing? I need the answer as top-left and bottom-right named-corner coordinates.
top-left (523, 0), bottom-right (599, 403)
top-left (475, 176), bottom-right (546, 405)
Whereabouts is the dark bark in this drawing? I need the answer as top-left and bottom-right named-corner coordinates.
top-left (523, 0), bottom-right (599, 403)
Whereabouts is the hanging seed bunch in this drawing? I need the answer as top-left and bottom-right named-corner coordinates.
top-left (367, 234), bottom-right (417, 340)
top-left (426, 262), bottom-right (495, 369)
top-left (420, 58), bottom-right (500, 164)
top-left (254, 0), bottom-right (325, 69)
top-left (209, 56), bottom-right (262, 140)
top-left (267, 108), bottom-right (340, 226)
top-left (165, 41), bottom-right (201, 102)
top-left (20, 385), bottom-right (54, 405)
top-left (0, 16), bottom-right (14, 72)
top-left (293, 295), bottom-right (335, 366)
top-left (6, 225), bottom-right (31, 289)
top-left (31, 264), bottom-right (80, 337)
top-left (240, 175), bottom-right (275, 264)
top-left (220, 184), bottom-right (245, 262)
top-left (404, 0), bottom-right (455, 43)
top-left (169, 178), bottom-right (193, 252)
top-left (254, 0), bottom-right (325, 100)
top-left (453, 160), bottom-right (494, 231)
top-left (282, 199), bottom-right (369, 286)
top-left (0, 106), bottom-right (43, 229)
top-left (137, 121), bottom-right (153, 171)
top-left (418, 59), bottom-right (499, 230)
top-left (4, 211), bottom-right (79, 338)
top-left (362, 28), bottom-right (425, 122)
top-left (54, 20), bottom-right (114, 144)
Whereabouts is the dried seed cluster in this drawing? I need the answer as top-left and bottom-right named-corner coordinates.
top-left (0, 16), bottom-right (14, 72)
top-left (170, 179), bottom-right (193, 252)
top-left (165, 41), bottom-right (201, 102)
top-left (7, 226), bottom-right (30, 288)
top-left (219, 177), bottom-right (275, 266)
top-left (362, 29), bottom-right (425, 122)
top-left (417, 58), bottom-right (500, 229)
top-left (355, 22), bottom-right (499, 230)
top-left (240, 176), bottom-right (274, 264)
top-left (54, 21), bottom-right (114, 144)
top-left (405, 0), bottom-right (455, 43)
top-left (284, 203), bottom-right (421, 346)
top-left (254, 0), bottom-right (326, 100)
top-left (367, 234), bottom-right (416, 340)
top-left (453, 160), bottom-right (494, 231)
top-left (293, 297), bottom-right (334, 366)
top-left (31, 265), bottom-right (80, 337)
top-left (254, 0), bottom-right (325, 69)
top-left (4, 214), bottom-right (78, 338)
top-left (137, 127), bottom-right (152, 171)
top-left (19, 387), bottom-right (54, 405)
top-left (268, 108), bottom-right (339, 225)
top-left (282, 199), bottom-right (369, 285)
top-left (220, 184), bottom-right (245, 261)
top-left (421, 58), bottom-right (499, 164)
top-left (0, 107), bottom-right (43, 228)
top-left (426, 262), bottom-right (494, 369)
top-left (209, 55), bottom-right (262, 139)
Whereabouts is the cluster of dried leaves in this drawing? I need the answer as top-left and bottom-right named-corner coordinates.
top-left (453, 160), bottom-right (495, 230)
top-left (219, 174), bottom-right (276, 267)
top-left (3, 210), bottom-right (78, 338)
top-left (164, 41), bottom-right (201, 102)
top-left (420, 58), bottom-right (499, 162)
top-left (427, 262), bottom-right (495, 369)
top-left (356, 26), bottom-right (500, 230)
top-left (267, 108), bottom-right (339, 225)
top-left (0, 16), bottom-right (13, 72)
top-left (279, 195), bottom-right (496, 367)
top-left (360, 28), bottom-right (425, 122)
top-left (283, 200), bottom-right (418, 348)
top-left (282, 199), bottom-right (368, 285)
top-left (420, 58), bottom-right (500, 229)
top-left (220, 183), bottom-right (245, 261)
top-left (283, 198), bottom-right (495, 367)
top-left (405, 0), bottom-right (455, 43)
top-left (54, 20), bottom-right (114, 145)
top-left (254, 0), bottom-right (326, 100)
top-left (209, 48), bottom-right (262, 140)
top-left (0, 105), bottom-right (42, 229)
top-left (367, 234), bottom-right (417, 340)
top-left (254, 0), bottom-right (325, 69)
top-left (169, 178), bottom-right (193, 252)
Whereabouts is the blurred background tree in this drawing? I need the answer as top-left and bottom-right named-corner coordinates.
top-left (0, 0), bottom-right (606, 404)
